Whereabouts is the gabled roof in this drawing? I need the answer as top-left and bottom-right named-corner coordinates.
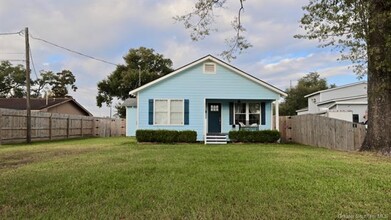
top-left (123, 98), bottom-right (137, 107)
top-left (0, 98), bottom-right (92, 116)
top-left (316, 94), bottom-right (367, 105)
top-left (129, 54), bottom-right (287, 96)
top-left (328, 101), bottom-right (368, 109)
top-left (296, 107), bottom-right (308, 113)
top-left (304, 81), bottom-right (367, 98)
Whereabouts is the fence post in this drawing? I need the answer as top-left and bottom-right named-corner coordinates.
top-left (81, 118), bottom-right (83, 137)
top-left (0, 111), bottom-right (2, 145)
top-left (91, 118), bottom-right (96, 137)
top-left (49, 114), bottom-right (52, 141)
top-left (95, 119), bottom-right (100, 137)
top-left (66, 117), bottom-right (70, 138)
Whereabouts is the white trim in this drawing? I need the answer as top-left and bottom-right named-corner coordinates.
top-left (275, 100), bottom-right (279, 131)
top-left (153, 99), bottom-right (184, 126)
top-left (203, 62), bottom-right (216, 74)
top-left (271, 101), bottom-right (274, 130)
top-left (129, 55), bottom-right (287, 96)
top-left (203, 98), bottom-right (206, 144)
top-left (136, 95), bottom-right (139, 130)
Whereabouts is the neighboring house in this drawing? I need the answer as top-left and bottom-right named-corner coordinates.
top-left (296, 81), bottom-right (367, 123)
top-left (125, 55), bottom-right (287, 143)
top-left (0, 97), bottom-right (93, 116)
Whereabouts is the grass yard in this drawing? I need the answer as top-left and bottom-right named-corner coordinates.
top-left (0, 137), bottom-right (390, 219)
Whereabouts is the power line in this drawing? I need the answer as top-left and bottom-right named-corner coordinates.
top-left (29, 34), bottom-right (119, 66)
top-left (0, 59), bottom-right (25, 62)
top-left (0, 52), bottom-right (24, 55)
top-left (29, 47), bottom-right (39, 80)
top-left (0, 30), bottom-right (23, 36)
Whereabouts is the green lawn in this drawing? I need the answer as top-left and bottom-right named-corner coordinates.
top-left (0, 137), bottom-right (390, 219)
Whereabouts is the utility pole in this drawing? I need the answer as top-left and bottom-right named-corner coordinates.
top-left (25, 27), bottom-right (31, 143)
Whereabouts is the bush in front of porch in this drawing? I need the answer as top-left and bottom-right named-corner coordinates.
top-left (136, 130), bottom-right (197, 143)
top-left (229, 130), bottom-right (280, 143)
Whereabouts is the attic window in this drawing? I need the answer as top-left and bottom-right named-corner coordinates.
top-left (204, 63), bottom-right (216, 74)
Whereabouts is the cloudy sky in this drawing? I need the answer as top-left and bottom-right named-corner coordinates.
top-left (0, 0), bottom-right (365, 116)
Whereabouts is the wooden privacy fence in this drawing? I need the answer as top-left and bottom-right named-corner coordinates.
top-left (277, 115), bottom-right (366, 151)
top-left (0, 108), bottom-right (125, 144)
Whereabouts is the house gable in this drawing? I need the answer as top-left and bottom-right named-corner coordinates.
top-left (130, 55), bottom-right (286, 97)
top-left (137, 60), bottom-right (283, 100)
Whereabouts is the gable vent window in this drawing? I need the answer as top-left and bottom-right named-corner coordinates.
top-left (204, 63), bottom-right (216, 74)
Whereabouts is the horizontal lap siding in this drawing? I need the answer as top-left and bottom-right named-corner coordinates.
top-left (138, 62), bottom-right (280, 140)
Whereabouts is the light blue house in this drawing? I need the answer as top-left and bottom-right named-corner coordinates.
top-left (126, 55), bottom-right (286, 143)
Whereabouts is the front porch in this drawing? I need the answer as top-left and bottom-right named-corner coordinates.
top-left (203, 99), bottom-right (280, 144)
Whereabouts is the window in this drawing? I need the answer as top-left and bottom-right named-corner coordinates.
top-left (170, 100), bottom-right (183, 124)
top-left (204, 63), bottom-right (216, 74)
top-left (235, 103), bottom-right (246, 124)
top-left (234, 102), bottom-right (261, 125)
top-left (155, 100), bottom-right (168, 125)
top-left (353, 114), bottom-right (359, 123)
top-left (155, 99), bottom-right (184, 125)
top-left (210, 104), bottom-right (219, 112)
top-left (249, 103), bottom-right (260, 124)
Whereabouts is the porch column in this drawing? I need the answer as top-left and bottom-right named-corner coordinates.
top-left (271, 101), bottom-right (274, 129)
top-left (204, 98), bottom-right (207, 144)
top-left (275, 100), bottom-right (280, 131)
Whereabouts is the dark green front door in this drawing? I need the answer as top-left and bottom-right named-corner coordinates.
top-left (208, 103), bottom-right (221, 133)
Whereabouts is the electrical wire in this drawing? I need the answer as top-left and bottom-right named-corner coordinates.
top-left (29, 47), bottom-right (39, 80)
top-left (0, 59), bottom-right (25, 62)
top-left (29, 34), bottom-right (119, 66)
top-left (0, 30), bottom-right (23, 36)
top-left (0, 52), bottom-right (24, 55)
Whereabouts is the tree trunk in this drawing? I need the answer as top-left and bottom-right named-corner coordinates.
top-left (361, 1), bottom-right (391, 154)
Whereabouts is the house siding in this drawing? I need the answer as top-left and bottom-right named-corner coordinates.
top-left (137, 61), bottom-right (280, 141)
top-left (320, 83), bottom-right (366, 102)
top-left (335, 104), bottom-right (367, 123)
top-left (126, 106), bottom-right (137, 136)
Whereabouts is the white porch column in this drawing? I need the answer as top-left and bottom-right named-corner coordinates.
top-left (271, 101), bottom-right (274, 129)
top-left (275, 100), bottom-right (280, 131)
top-left (204, 98), bottom-right (207, 144)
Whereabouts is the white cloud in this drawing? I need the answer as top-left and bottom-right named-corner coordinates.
top-left (247, 52), bottom-right (353, 89)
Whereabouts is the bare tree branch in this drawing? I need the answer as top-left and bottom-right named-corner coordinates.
top-left (174, 0), bottom-right (252, 61)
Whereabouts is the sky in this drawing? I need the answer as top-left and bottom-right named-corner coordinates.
top-left (0, 0), bottom-right (366, 117)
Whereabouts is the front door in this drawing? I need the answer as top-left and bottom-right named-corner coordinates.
top-left (208, 103), bottom-right (221, 133)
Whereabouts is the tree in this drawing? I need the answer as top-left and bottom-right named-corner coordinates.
top-left (0, 61), bottom-right (77, 98)
top-left (279, 72), bottom-right (334, 116)
top-left (175, 0), bottom-right (251, 61)
top-left (49, 70), bottom-right (77, 97)
top-left (295, 1), bottom-right (391, 153)
top-left (0, 61), bottom-right (27, 98)
top-left (96, 47), bottom-right (174, 118)
top-left (31, 70), bottom-right (55, 97)
top-left (32, 70), bottom-right (77, 98)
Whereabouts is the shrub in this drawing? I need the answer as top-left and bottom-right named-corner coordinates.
top-left (177, 130), bottom-right (197, 143)
top-left (136, 130), bottom-right (197, 143)
top-left (228, 130), bottom-right (280, 143)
